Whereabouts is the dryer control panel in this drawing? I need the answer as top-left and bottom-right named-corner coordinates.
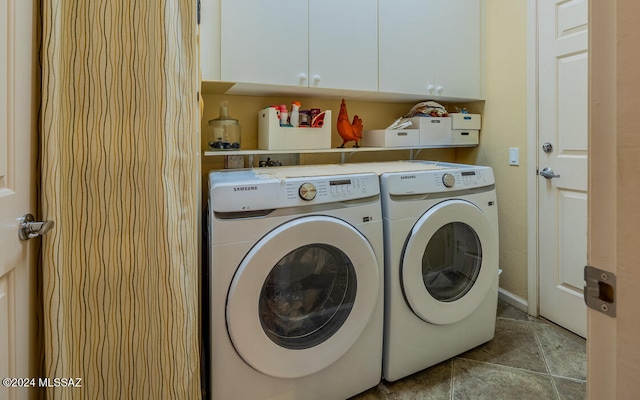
top-left (383, 166), bottom-right (495, 196)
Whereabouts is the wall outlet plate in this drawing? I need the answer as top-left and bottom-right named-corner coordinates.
top-left (509, 148), bottom-right (519, 166)
top-left (224, 155), bottom-right (244, 169)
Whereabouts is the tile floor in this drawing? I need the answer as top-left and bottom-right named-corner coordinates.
top-left (352, 299), bottom-right (587, 400)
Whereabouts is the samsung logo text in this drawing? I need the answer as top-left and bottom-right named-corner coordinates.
top-left (233, 186), bottom-right (258, 192)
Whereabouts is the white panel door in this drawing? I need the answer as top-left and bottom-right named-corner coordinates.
top-left (538, 0), bottom-right (588, 337)
top-left (0, 0), bottom-right (40, 398)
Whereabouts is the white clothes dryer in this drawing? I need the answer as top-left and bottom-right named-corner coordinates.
top-left (380, 162), bottom-right (500, 382)
top-left (207, 166), bottom-right (384, 400)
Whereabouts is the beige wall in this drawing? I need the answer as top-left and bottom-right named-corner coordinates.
top-left (201, 0), bottom-right (530, 299)
top-left (201, 94), bottom-right (459, 199)
top-left (457, 0), bottom-right (529, 298)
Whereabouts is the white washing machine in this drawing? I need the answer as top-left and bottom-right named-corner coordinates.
top-left (380, 162), bottom-right (500, 382)
top-left (207, 166), bottom-right (384, 400)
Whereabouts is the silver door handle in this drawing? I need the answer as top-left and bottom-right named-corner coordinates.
top-left (19, 213), bottom-right (55, 240)
top-left (539, 167), bottom-right (560, 179)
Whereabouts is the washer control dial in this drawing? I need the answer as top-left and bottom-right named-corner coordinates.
top-left (298, 182), bottom-right (317, 201)
top-left (442, 173), bottom-right (456, 188)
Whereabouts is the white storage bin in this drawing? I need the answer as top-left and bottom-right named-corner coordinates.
top-left (406, 117), bottom-right (452, 146)
top-left (451, 113), bottom-right (480, 147)
top-left (258, 108), bottom-right (332, 150)
top-left (407, 116), bottom-right (478, 147)
top-left (451, 130), bottom-right (479, 146)
top-left (360, 129), bottom-right (420, 148)
top-left (451, 113), bottom-right (481, 130)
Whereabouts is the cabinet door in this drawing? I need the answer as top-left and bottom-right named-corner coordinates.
top-left (379, 0), bottom-right (483, 99)
top-left (432, 0), bottom-right (483, 99)
top-left (309, 0), bottom-right (378, 91)
top-left (379, 0), bottom-right (434, 95)
top-left (221, 0), bottom-right (309, 86)
top-left (200, 0), bottom-right (221, 81)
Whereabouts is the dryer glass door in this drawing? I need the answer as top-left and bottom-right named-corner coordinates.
top-left (401, 199), bottom-right (498, 325)
top-left (226, 216), bottom-right (380, 379)
top-left (422, 222), bottom-right (482, 302)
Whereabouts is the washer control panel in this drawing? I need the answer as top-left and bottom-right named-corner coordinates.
top-left (442, 173), bottom-right (456, 188)
top-left (286, 176), bottom-right (376, 204)
top-left (209, 172), bottom-right (379, 212)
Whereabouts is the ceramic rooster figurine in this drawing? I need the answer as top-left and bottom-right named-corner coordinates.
top-left (336, 99), bottom-right (363, 148)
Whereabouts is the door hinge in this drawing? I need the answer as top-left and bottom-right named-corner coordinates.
top-left (584, 265), bottom-right (616, 318)
top-left (197, 0), bottom-right (201, 25)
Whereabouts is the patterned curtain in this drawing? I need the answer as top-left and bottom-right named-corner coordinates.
top-left (40, 1), bottom-right (200, 398)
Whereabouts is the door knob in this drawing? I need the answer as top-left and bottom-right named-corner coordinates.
top-left (539, 167), bottom-right (560, 179)
top-left (19, 213), bottom-right (55, 240)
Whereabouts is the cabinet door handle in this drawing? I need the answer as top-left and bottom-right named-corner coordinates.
top-left (298, 73), bottom-right (308, 84)
top-left (312, 75), bottom-right (321, 86)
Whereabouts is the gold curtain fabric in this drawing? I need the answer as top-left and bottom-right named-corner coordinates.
top-left (40, 1), bottom-right (200, 398)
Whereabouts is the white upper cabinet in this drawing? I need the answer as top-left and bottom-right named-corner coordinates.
top-left (309, 0), bottom-right (378, 91)
top-left (379, 0), bottom-right (484, 100)
top-left (220, 0), bottom-right (309, 87)
top-left (218, 0), bottom-right (378, 92)
top-left (201, 0), bottom-right (483, 100)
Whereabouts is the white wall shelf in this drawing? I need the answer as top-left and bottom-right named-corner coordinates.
top-left (204, 145), bottom-right (476, 165)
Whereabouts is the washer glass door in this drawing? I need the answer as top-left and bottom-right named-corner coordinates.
top-left (226, 216), bottom-right (380, 379)
top-left (401, 199), bottom-right (498, 325)
top-left (259, 243), bottom-right (357, 350)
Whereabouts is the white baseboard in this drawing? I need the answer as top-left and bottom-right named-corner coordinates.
top-left (498, 287), bottom-right (529, 313)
